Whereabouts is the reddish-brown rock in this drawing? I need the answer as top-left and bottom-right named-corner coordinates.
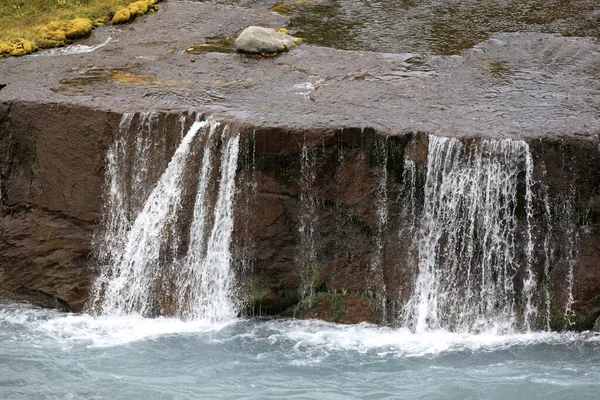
top-left (1, 101), bottom-right (599, 330)
top-left (0, 101), bottom-right (120, 310)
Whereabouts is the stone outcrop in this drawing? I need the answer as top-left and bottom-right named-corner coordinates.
top-left (234, 26), bottom-right (302, 53)
top-left (0, 102), bottom-right (119, 310)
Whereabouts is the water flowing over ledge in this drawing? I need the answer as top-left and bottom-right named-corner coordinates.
top-left (90, 114), bottom-right (240, 320)
top-left (0, 0), bottom-right (599, 395)
top-left (67, 110), bottom-right (597, 335)
top-left (403, 137), bottom-right (538, 333)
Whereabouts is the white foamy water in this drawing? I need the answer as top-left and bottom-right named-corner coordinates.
top-left (246, 319), bottom-right (587, 357)
top-left (403, 137), bottom-right (540, 333)
top-left (2, 302), bottom-right (597, 353)
top-left (92, 116), bottom-right (241, 320)
top-left (31, 37), bottom-right (112, 56)
top-left (2, 302), bottom-right (600, 399)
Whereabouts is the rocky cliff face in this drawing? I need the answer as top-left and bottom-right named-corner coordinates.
top-left (2, 100), bottom-right (598, 331)
top-left (234, 126), bottom-right (600, 330)
top-left (233, 127), bottom-right (427, 323)
top-left (0, 102), bottom-right (118, 310)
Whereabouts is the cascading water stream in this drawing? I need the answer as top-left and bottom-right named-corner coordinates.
top-left (372, 138), bottom-right (389, 312)
top-left (91, 115), bottom-right (240, 321)
top-left (96, 119), bottom-right (206, 316)
top-left (89, 114), bottom-right (580, 333)
top-left (95, 112), bottom-right (156, 265)
top-left (182, 126), bottom-right (240, 321)
top-left (298, 141), bottom-right (319, 303)
top-left (403, 136), bottom-right (538, 333)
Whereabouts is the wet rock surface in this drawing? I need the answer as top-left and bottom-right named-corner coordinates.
top-left (0, 102), bottom-right (120, 310)
top-left (234, 26), bottom-right (301, 53)
top-left (0, 0), bottom-right (599, 325)
top-left (0, 1), bottom-right (598, 138)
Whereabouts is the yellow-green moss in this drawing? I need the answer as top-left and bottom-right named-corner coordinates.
top-left (111, 8), bottom-right (131, 24)
top-left (31, 17), bottom-right (93, 49)
top-left (93, 17), bottom-right (109, 27)
top-left (0, 0), bottom-right (161, 57)
top-left (129, 1), bottom-right (148, 15)
top-left (0, 38), bottom-right (38, 56)
top-left (282, 37), bottom-right (303, 51)
top-left (65, 18), bottom-right (94, 38)
top-left (113, 0), bottom-right (157, 24)
top-left (276, 27), bottom-right (302, 51)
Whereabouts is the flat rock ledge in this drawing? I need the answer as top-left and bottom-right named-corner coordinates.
top-left (234, 26), bottom-right (302, 54)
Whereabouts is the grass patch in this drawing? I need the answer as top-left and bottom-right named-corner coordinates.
top-left (0, 0), bottom-right (159, 56)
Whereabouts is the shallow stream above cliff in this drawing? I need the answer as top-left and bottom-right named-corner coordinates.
top-left (195, 0), bottom-right (600, 55)
top-left (2, 301), bottom-right (600, 399)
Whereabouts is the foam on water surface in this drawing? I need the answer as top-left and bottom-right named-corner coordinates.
top-left (2, 302), bottom-right (600, 399)
top-left (0, 303), bottom-right (234, 348)
top-left (1, 302), bottom-right (596, 355)
top-left (31, 37), bottom-right (112, 57)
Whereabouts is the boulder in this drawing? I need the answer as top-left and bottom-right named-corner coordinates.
top-left (234, 26), bottom-right (302, 54)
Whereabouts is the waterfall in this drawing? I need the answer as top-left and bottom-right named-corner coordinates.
top-left (558, 190), bottom-right (579, 325)
top-left (403, 136), bottom-right (537, 333)
top-left (88, 112), bottom-right (582, 330)
top-left (399, 159), bottom-right (420, 237)
top-left (540, 173), bottom-right (554, 331)
top-left (298, 142), bottom-right (319, 303)
top-left (371, 138), bottom-right (389, 313)
top-left (394, 158), bottom-right (423, 310)
top-left (178, 125), bottom-right (240, 321)
top-left (95, 112), bottom-right (162, 264)
top-left (91, 115), bottom-right (240, 320)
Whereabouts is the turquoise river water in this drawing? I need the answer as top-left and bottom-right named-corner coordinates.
top-left (2, 301), bottom-right (600, 399)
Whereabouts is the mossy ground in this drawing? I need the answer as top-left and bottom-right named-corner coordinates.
top-left (0, 0), bottom-right (158, 56)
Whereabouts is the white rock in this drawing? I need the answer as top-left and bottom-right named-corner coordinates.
top-left (234, 26), bottom-right (301, 54)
